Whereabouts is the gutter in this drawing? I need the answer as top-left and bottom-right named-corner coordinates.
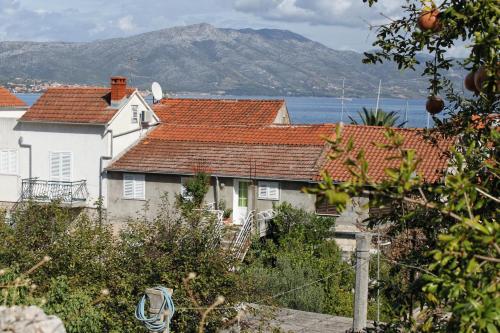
top-left (18, 136), bottom-right (32, 180)
top-left (99, 129), bottom-right (113, 205)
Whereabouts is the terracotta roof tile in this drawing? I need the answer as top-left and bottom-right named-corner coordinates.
top-left (20, 87), bottom-right (135, 124)
top-left (148, 124), bottom-right (335, 145)
top-left (108, 124), bottom-right (450, 183)
top-left (322, 125), bottom-right (451, 183)
top-left (153, 98), bottom-right (286, 125)
top-left (0, 87), bottom-right (27, 108)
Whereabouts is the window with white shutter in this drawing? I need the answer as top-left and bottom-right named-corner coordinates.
top-left (123, 173), bottom-right (145, 200)
top-left (49, 152), bottom-right (72, 181)
top-left (258, 181), bottom-right (280, 200)
top-left (0, 149), bottom-right (17, 175)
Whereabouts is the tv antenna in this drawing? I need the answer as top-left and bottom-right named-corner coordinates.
top-left (151, 82), bottom-right (163, 104)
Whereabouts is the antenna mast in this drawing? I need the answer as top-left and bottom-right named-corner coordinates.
top-left (375, 79), bottom-right (382, 117)
top-left (340, 78), bottom-right (345, 122)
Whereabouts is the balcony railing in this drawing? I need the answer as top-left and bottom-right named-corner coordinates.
top-left (21, 178), bottom-right (89, 204)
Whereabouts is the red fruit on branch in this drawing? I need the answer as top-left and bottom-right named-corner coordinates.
top-left (418, 9), bottom-right (440, 31)
top-left (426, 95), bottom-right (444, 115)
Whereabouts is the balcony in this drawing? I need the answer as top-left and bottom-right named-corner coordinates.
top-left (21, 178), bottom-right (89, 206)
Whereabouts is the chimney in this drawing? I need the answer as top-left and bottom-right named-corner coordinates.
top-left (110, 76), bottom-right (127, 102)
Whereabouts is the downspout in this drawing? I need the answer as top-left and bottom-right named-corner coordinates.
top-left (18, 136), bottom-right (32, 180)
top-left (99, 129), bottom-right (113, 222)
top-left (214, 176), bottom-right (220, 210)
top-left (18, 136), bottom-right (32, 199)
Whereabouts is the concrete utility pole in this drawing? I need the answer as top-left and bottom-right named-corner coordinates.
top-left (353, 233), bottom-right (372, 332)
top-left (146, 288), bottom-right (173, 333)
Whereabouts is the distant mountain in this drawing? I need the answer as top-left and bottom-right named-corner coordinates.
top-left (0, 23), bottom-right (464, 98)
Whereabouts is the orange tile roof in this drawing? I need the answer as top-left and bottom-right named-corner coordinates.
top-left (108, 124), bottom-right (450, 183)
top-left (20, 87), bottom-right (135, 124)
top-left (0, 87), bottom-right (27, 108)
top-left (322, 125), bottom-right (451, 183)
top-left (148, 124), bottom-right (335, 145)
top-left (153, 98), bottom-right (286, 125)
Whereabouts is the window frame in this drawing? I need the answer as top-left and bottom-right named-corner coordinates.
top-left (257, 181), bottom-right (280, 201)
top-left (123, 173), bottom-right (145, 200)
top-left (0, 149), bottom-right (18, 175)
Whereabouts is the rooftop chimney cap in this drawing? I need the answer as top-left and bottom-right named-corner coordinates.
top-left (110, 76), bottom-right (128, 102)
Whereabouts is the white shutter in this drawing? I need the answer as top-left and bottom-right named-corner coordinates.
top-left (61, 152), bottom-right (72, 181)
top-left (49, 152), bottom-right (72, 181)
top-left (268, 182), bottom-right (280, 200)
top-left (123, 174), bottom-right (135, 199)
top-left (133, 174), bottom-right (145, 199)
top-left (49, 152), bottom-right (60, 180)
top-left (0, 151), bottom-right (7, 173)
top-left (258, 181), bottom-right (280, 200)
top-left (8, 150), bottom-right (17, 174)
top-left (123, 173), bottom-right (145, 199)
top-left (258, 184), bottom-right (268, 199)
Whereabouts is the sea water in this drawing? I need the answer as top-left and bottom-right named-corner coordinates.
top-left (16, 93), bottom-right (435, 128)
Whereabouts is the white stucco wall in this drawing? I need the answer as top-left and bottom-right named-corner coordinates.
top-left (6, 91), bottom-right (158, 208)
top-left (0, 116), bottom-right (26, 202)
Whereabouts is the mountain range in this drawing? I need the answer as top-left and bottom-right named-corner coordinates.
top-left (0, 23), bottom-right (464, 98)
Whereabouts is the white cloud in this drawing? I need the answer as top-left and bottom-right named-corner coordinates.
top-left (234, 0), bottom-right (402, 27)
top-left (117, 15), bottom-right (136, 32)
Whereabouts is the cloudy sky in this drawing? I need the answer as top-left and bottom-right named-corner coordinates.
top-left (0, 0), bottom-right (466, 56)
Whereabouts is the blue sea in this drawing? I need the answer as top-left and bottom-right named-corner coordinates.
top-left (16, 93), bottom-right (435, 128)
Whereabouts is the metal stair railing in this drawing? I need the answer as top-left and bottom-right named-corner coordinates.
top-left (231, 211), bottom-right (255, 261)
top-left (207, 209), bottom-right (224, 249)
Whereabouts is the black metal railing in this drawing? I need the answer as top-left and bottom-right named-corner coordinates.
top-left (21, 178), bottom-right (88, 203)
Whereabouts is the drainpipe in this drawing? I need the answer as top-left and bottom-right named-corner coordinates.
top-left (18, 136), bottom-right (32, 180)
top-left (99, 129), bottom-right (113, 221)
top-left (18, 136), bottom-right (32, 199)
top-left (214, 176), bottom-right (220, 210)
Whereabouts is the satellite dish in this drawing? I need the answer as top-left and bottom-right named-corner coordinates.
top-left (151, 82), bottom-right (163, 103)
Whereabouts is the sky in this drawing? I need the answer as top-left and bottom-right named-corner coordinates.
top-left (0, 0), bottom-right (467, 56)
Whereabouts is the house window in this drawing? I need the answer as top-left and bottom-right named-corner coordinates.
top-left (123, 173), bottom-right (145, 200)
top-left (315, 198), bottom-right (340, 216)
top-left (131, 105), bottom-right (139, 123)
top-left (49, 152), bottom-right (72, 181)
top-left (258, 181), bottom-right (279, 200)
top-left (0, 149), bottom-right (17, 175)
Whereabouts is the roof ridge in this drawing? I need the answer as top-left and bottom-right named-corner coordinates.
top-left (341, 124), bottom-right (425, 131)
top-left (161, 97), bottom-right (285, 103)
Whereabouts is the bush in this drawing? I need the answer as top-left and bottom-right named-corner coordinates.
top-left (0, 198), bottom-right (248, 332)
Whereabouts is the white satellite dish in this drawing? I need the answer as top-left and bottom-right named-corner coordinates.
top-left (151, 82), bottom-right (163, 103)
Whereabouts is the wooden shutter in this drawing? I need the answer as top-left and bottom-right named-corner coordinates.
top-left (258, 181), bottom-right (279, 200)
top-left (60, 152), bottom-right (72, 181)
top-left (49, 152), bottom-right (72, 181)
top-left (133, 174), bottom-right (145, 199)
top-left (123, 173), bottom-right (145, 199)
top-left (123, 173), bottom-right (135, 199)
top-left (315, 199), bottom-right (339, 216)
top-left (8, 150), bottom-right (16, 174)
top-left (0, 150), bottom-right (16, 174)
top-left (258, 184), bottom-right (268, 199)
top-left (49, 152), bottom-right (60, 180)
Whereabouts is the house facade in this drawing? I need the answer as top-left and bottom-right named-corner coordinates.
top-left (105, 99), bottom-right (450, 253)
top-left (1, 77), bottom-right (159, 209)
top-left (0, 88), bottom-right (29, 205)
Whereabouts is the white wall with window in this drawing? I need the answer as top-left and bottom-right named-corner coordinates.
top-left (123, 173), bottom-right (145, 200)
top-left (258, 181), bottom-right (280, 200)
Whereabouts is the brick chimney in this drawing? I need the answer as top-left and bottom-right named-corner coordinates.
top-left (110, 76), bottom-right (127, 102)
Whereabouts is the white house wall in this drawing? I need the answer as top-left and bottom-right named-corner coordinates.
top-left (0, 117), bottom-right (26, 203)
top-left (16, 122), bottom-right (107, 207)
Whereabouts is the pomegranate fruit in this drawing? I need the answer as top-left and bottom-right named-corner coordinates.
top-left (418, 9), bottom-right (440, 31)
top-left (464, 71), bottom-right (478, 93)
top-left (426, 95), bottom-right (444, 115)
